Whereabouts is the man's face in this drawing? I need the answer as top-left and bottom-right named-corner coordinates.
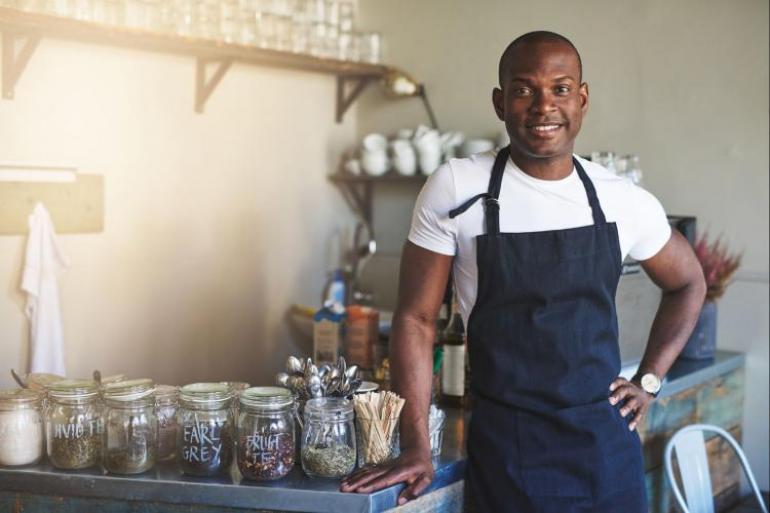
top-left (493, 41), bottom-right (588, 160)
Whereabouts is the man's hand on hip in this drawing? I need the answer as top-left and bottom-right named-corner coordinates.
top-left (609, 376), bottom-right (653, 432)
top-left (339, 447), bottom-right (434, 505)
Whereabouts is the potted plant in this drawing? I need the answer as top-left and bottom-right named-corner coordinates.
top-left (680, 233), bottom-right (742, 359)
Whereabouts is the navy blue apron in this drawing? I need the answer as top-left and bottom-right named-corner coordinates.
top-left (449, 147), bottom-right (647, 512)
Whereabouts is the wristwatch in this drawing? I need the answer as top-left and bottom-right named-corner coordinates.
top-left (633, 372), bottom-right (662, 397)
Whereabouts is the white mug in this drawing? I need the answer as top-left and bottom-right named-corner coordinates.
top-left (417, 147), bottom-right (442, 175)
top-left (344, 158), bottom-right (362, 175)
top-left (362, 133), bottom-right (388, 153)
top-left (391, 141), bottom-right (417, 176)
top-left (361, 149), bottom-right (389, 176)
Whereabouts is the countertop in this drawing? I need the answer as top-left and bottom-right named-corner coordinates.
top-left (0, 410), bottom-right (466, 513)
top-left (0, 351), bottom-right (744, 513)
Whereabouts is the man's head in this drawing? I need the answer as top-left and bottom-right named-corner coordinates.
top-left (493, 31), bottom-right (588, 162)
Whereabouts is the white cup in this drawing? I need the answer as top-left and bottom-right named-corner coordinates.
top-left (440, 131), bottom-right (465, 161)
top-left (460, 138), bottom-right (495, 157)
top-left (362, 133), bottom-right (388, 153)
top-left (417, 147), bottom-right (442, 175)
top-left (361, 150), bottom-right (389, 176)
top-left (344, 158), bottom-right (362, 175)
top-left (397, 128), bottom-right (414, 140)
top-left (391, 140), bottom-right (417, 176)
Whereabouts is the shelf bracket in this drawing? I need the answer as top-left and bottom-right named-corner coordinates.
top-left (333, 179), bottom-right (373, 229)
top-left (335, 75), bottom-right (374, 124)
top-left (2, 31), bottom-right (40, 100)
top-left (195, 57), bottom-right (232, 113)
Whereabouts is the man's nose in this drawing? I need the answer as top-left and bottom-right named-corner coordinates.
top-left (528, 90), bottom-right (556, 114)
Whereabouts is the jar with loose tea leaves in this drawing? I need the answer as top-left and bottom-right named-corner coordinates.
top-left (178, 383), bottom-right (234, 476)
top-left (45, 380), bottom-right (102, 470)
top-left (0, 389), bottom-right (44, 467)
top-left (301, 397), bottom-right (356, 479)
top-left (236, 387), bottom-right (295, 481)
top-left (155, 385), bottom-right (179, 461)
top-left (102, 379), bottom-right (157, 474)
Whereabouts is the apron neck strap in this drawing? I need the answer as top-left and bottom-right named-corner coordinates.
top-left (447, 147), bottom-right (607, 233)
top-left (573, 157), bottom-right (607, 225)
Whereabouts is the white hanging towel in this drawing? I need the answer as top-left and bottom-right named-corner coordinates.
top-left (21, 202), bottom-right (69, 376)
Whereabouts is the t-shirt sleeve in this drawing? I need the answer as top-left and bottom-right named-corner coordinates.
top-left (628, 184), bottom-right (672, 261)
top-left (407, 162), bottom-right (458, 255)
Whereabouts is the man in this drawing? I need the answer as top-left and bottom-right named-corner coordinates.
top-left (341, 31), bottom-right (706, 512)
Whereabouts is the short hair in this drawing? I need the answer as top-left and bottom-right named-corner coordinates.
top-left (498, 31), bottom-right (583, 86)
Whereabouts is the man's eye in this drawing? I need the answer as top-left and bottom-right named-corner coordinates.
top-left (555, 85), bottom-right (571, 94)
top-left (514, 87), bottom-right (532, 96)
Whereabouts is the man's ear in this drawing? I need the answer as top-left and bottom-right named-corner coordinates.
top-left (492, 87), bottom-right (505, 121)
top-left (579, 82), bottom-right (589, 115)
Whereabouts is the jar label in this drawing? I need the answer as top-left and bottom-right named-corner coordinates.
top-left (182, 422), bottom-right (223, 463)
top-left (53, 421), bottom-right (99, 439)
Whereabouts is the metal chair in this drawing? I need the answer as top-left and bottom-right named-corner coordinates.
top-left (664, 424), bottom-right (768, 513)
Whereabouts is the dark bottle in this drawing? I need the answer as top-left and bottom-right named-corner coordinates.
top-left (440, 299), bottom-right (466, 409)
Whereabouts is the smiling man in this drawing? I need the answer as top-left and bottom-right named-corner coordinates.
top-left (341, 31), bottom-right (706, 512)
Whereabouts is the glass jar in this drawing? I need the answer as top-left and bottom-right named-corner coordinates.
top-left (301, 397), bottom-right (355, 478)
top-left (178, 383), bottom-right (234, 476)
top-left (102, 379), bottom-right (157, 474)
top-left (155, 385), bottom-right (179, 461)
top-left (0, 389), bottom-right (44, 467)
top-left (45, 380), bottom-right (102, 470)
top-left (236, 386), bottom-right (295, 480)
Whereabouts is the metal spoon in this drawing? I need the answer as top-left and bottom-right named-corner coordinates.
top-left (287, 356), bottom-right (303, 375)
top-left (276, 372), bottom-right (290, 387)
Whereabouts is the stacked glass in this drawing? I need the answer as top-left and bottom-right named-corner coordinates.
top-left (6, 0), bottom-right (383, 63)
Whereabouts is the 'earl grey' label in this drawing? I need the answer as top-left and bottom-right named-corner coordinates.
top-left (182, 422), bottom-right (223, 463)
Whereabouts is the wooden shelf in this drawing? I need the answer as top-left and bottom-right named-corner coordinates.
top-left (329, 172), bottom-right (427, 184)
top-left (0, 6), bottom-right (414, 118)
top-left (329, 172), bottom-right (426, 230)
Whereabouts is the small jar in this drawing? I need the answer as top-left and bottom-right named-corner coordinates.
top-left (301, 397), bottom-right (356, 478)
top-left (45, 380), bottom-right (102, 470)
top-left (102, 379), bottom-right (157, 474)
top-left (236, 387), bottom-right (295, 481)
top-left (155, 385), bottom-right (179, 461)
top-left (0, 389), bottom-right (44, 466)
top-left (178, 383), bottom-right (234, 476)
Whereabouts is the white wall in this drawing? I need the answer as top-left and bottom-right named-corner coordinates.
top-left (356, 0), bottom-right (769, 488)
top-left (0, 38), bottom-right (356, 388)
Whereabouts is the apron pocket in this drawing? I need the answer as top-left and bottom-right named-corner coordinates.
top-left (516, 400), bottom-right (641, 498)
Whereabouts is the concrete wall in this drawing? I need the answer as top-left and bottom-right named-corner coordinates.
top-left (0, 38), bottom-right (356, 389)
top-left (356, 0), bottom-right (769, 488)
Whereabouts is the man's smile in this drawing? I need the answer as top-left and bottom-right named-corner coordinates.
top-left (525, 121), bottom-right (565, 138)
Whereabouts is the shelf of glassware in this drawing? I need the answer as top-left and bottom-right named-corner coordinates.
top-left (0, 6), bottom-right (410, 118)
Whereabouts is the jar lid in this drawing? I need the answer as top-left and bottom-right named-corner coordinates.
top-left (45, 379), bottom-right (99, 398)
top-left (180, 382), bottom-right (233, 403)
top-left (0, 388), bottom-right (42, 406)
top-left (221, 381), bottom-right (250, 394)
top-left (304, 397), bottom-right (353, 419)
top-left (355, 381), bottom-right (379, 394)
top-left (239, 386), bottom-right (294, 409)
top-left (155, 384), bottom-right (180, 400)
top-left (102, 378), bottom-right (155, 401)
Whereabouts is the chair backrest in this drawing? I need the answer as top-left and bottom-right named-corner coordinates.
top-left (664, 424), bottom-right (768, 513)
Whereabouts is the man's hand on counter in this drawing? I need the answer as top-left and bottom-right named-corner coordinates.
top-left (339, 447), bottom-right (435, 505)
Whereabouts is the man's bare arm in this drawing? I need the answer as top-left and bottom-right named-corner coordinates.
top-left (609, 230), bottom-right (707, 429)
top-left (340, 241), bottom-right (453, 504)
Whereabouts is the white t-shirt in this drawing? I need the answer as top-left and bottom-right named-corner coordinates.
top-left (407, 151), bottom-right (672, 326)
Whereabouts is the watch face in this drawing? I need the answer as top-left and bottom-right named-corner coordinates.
top-left (641, 373), bottom-right (661, 394)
